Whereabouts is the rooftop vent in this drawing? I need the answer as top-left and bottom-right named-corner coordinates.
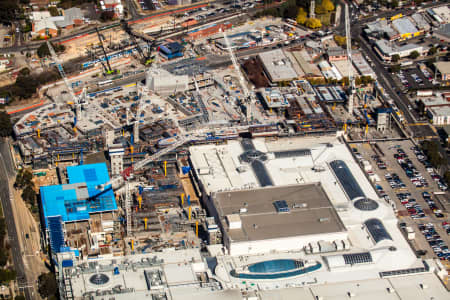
top-left (354, 198), bottom-right (379, 211)
top-left (274, 200), bottom-right (290, 213)
top-left (89, 273), bottom-right (109, 285)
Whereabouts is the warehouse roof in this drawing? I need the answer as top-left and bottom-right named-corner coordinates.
top-left (55, 7), bottom-right (84, 28)
top-left (214, 183), bottom-right (346, 242)
top-left (392, 18), bottom-right (419, 35)
top-left (435, 23), bottom-right (450, 39)
top-left (411, 13), bottom-right (430, 31)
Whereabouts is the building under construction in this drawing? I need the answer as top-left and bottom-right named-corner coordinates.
top-left (125, 159), bottom-right (206, 253)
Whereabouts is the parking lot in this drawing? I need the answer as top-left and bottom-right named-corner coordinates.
top-left (396, 67), bottom-right (434, 91)
top-left (350, 139), bottom-right (450, 262)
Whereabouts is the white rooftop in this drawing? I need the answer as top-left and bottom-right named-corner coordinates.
top-left (258, 49), bottom-right (298, 82)
top-left (392, 18), bottom-right (419, 35)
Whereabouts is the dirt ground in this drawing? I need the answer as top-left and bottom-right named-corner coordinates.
top-left (242, 57), bottom-right (269, 88)
top-left (0, 73), bottom-right (14, 88)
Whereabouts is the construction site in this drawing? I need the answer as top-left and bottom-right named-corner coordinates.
top-left (6, 4), bottom-right (415, 289)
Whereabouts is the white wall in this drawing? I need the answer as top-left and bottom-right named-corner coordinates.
top-left (228, 232), bottom-right (348, 256)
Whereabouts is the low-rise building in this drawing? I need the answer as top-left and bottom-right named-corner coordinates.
top-left (427, 106), bottom-right (450, 125)
top-left (258, 49), bottom-right (298, 83)
top-left (427, 5), bottom-right (450, 24)
top-left (434, 61), bottom-right (450, 81)
top-left (392, 17), bottom-right (421, 39)
top-left (374, 39), bottom-right (424, 61)
top-left (30, 8), bottom-right (85, 37)
top-left (434, 23), bottom-right (450, 43)
top-left (364, 19), bottom-right (398, 41)
top-left (101, 0), bottom-right (124, 18)
top-left (327, 47), bottom-right (347, 62)
top-left (411, 13), bottom-right (431, 32)
top-left (54, 7), bottom-right (85, 29)
top-left (290, 49), bottom-right (323, 78)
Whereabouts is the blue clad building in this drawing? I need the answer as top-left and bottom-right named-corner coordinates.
top-left (40, 163), bottom-right (117, 253)
top-left (158, 42), bottom-right (184, 60)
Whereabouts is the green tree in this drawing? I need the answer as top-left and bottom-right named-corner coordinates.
top-left (322, 0), bottom-right (335, 11)
top-left (0, 1), bottom-right (19, 24)
top-left (428, 47), bottom-right (437, 56)
top-left (391, 54), bottom-right (400, 63)
top-left (15, 169), bottom-right (33, 189)
top-left (38, 272), bottom-right (58, 299)
top-left (0, 249), bottom-right (8, 266)
top-left (444, 170), bottom-right (450, 186)
top-left (0, 268), bottom-right (16, 283)
top-left (100, 11), bottom-right (115, 22)
top-left (409, 50), bottom-right (420, 59)
top-left (391, 0), bottom-right (399, 8)
top-left (37, 42), bottom-right (65, 58)
top-left (48, 6), bottom-right (59, 16)
top-left (422, 140), bottom-right (447, 168)
top-left (296, 7), bottom-right (307, 24)
top-left (389, 64), bottom-right (401, 73)
top-left (0, 111), bottom-right (12, 137)
top-left (21, 185), bottom-right (36, 206)
top-left (305, 18), bottom-right (322, 29)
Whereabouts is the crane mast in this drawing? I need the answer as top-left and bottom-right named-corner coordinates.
top-left (345, 3), bottom-right (355, 115)
top-left (133, 84), bottom-right (147, 144)
top-left (47, 41), bottom-right (83, 120)
top-left (222, 29), bottom-right (254, 123)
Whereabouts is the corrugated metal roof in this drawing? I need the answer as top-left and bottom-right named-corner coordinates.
top-left (392, 18), bottom-right (419, 35)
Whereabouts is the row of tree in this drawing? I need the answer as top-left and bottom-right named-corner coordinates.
top-left (0, 112), bottom-right (12, 138)
top-left (36, 42), bottom-right (65, 58)
top-left (308, 75), bottom-right (374, 86)
top-left (296, 8), bottom-right (322, 29)
top-left (0, 183), bottom-right (14, 285)
top-left (15, 169), bottom-right (37, 207)
top-left (421, 140), bottom-right (447, 169)
top-left (0, 67), bottom-right (60, 101)
top-left (38, 272), bottom-right (58, 300)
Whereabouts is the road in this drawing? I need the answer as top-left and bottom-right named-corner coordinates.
top-left (0, 139), bottom-right (34, 300)
top-left (354, 30), bottom-right (415, 124)
top-left (0, 0), bottom-right (277, 54)
top-left (125, 0), bottom-right (140, 18)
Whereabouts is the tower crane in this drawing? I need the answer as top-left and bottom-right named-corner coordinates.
top-left (345, 3), bottom-right (355, 115)
top-left (47, 41), bottom-right (86, 121)
top-left (222, 29), bottom-right (255, 123)
top-left (121, 19), bottom-right (155, 66)
top-left (133, 83), bottom-right (147, 144)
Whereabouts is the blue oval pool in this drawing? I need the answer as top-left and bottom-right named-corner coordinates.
top-left (231, 259), bottom-right (321, 280)
top-left (248, 259), bottom-right (303, 273)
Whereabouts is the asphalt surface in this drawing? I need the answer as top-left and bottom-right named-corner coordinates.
top-left (0, 139), bottom-right (33, 300)
top-left (125, 0), bottom-right (141, 18)
top-left (0, 0), bottom-right (274, 54)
